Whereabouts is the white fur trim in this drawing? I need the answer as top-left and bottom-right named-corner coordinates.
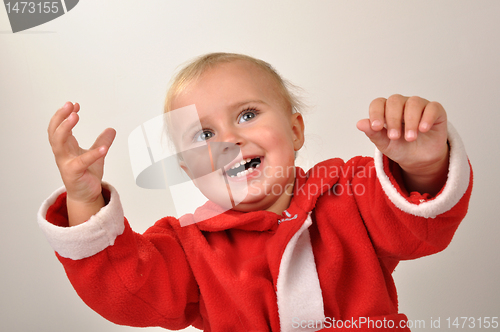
top-left (277, 213), bottom-right (325, 332)
top-left (37, 183), bottom-right (125, 260)
top-left (375, 122), bottom-right (470, 218)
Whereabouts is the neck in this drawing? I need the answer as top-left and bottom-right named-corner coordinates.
top-left (265, 176), bottom-right (295, 216)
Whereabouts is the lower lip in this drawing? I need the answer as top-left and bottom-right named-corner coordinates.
top-left (225, 159), bottom-right (264, 182)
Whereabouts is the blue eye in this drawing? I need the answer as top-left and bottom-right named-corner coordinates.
top-left (194, 129), bottom-right (215, 142)
top-left (238, 109), bottom-right (258, 123)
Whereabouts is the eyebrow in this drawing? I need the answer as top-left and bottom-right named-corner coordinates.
top-left (228, 99), bottom-right (269, 109)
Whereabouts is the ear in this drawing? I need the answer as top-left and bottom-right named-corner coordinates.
top-left (290, 112), bottom-right (305, 151)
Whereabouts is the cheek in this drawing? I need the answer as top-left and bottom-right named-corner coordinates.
top-left (257, 123), bottom-right (295, 145)
top-left (272, 130), bottom-right (296, 153)
top-left (258, 128), bottom-right (296, 163)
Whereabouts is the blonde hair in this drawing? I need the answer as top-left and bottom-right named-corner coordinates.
top-left (164, 52), bottom-right (304, 114)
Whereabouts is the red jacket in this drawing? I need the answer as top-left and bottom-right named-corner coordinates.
top-left (38, 126), bottom-right (472, 331)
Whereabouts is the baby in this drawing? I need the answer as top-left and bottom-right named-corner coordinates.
top-left (39, 53), bottom-right (472, 331)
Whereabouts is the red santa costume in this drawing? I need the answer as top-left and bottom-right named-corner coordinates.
top-left (38, 123), bottom-right (472, 331)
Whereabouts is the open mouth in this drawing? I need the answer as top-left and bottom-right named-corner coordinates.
top-left (226, 157), bottom-right (262, 178)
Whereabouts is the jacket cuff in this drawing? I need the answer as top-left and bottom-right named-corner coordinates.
top-left (374, 122), bottom-right (471, 218)
top-left (37, 182), bottom-right (125, 260)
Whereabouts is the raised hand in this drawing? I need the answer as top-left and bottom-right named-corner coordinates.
top-left (356, 95), bottom-right (449, 195)
top-left (48, 102), bottom-right (116, 225)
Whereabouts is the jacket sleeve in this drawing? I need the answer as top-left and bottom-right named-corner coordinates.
top-left (37, 183), bottom-right (201, 330)
top-left (350, 122), bottom-right (473, 260)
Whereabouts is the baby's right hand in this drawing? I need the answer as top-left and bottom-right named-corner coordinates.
top-left (48, 102), bottom-right (116, 219)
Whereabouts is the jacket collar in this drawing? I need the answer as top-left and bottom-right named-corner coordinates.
top-left (183, 158), bottom-right (343, 232)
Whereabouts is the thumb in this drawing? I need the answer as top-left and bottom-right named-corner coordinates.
top-left (91, 128), bottom-right (116, 151)
top-left (356, 119), bottom-right (390, 152)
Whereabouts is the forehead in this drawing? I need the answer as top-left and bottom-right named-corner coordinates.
top-left (171, 60), bottom-right (286, 111)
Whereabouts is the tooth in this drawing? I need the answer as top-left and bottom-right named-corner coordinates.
top-left (237, 171), bottom-right (242, 177)
top-left (240, 159), bottom-right (246, 165)
top-left (246, 158), bottom-right (251, 162)
top-left (247, 168), bottom-right (253, 173)
top-left (233, 162), bottom-right (240, 169)
top-left (230, 175), bottom-right (235, 178)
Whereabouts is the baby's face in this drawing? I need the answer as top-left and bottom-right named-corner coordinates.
top-left (171, 60), bottom-right (304, 213)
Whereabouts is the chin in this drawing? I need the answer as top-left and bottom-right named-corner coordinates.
top-left (231, 197), bottom-right (276, 213)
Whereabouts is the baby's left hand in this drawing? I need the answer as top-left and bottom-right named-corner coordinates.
top-left (357, 94), bottom-right (449, 194)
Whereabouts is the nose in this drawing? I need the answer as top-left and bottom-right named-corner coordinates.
top-left (218, 124), bottom-right (245, 146)
top-left (208, 125), bottom-right (243, 170)
top-left (216, 125), bottom-right (245, 163)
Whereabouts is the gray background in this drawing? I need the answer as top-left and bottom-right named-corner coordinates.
top-left (1, 1), bottom-right (499, 331)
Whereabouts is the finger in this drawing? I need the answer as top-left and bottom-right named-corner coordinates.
top-left (368, 97), bottom-right (387, 131)
top-left (71, 146), bottom-right (108, 174)
top-left (50, 112), bottom-right (80, 155)
top-left (419, 101), bottom-right (447, 132)
top-left (403, 96), bottom-right (428, 142)
top-left (356, 118), bottom-right (391, 151)
top-left (73, 102), bottom-right (80, 113)
top-left (385, 94), bottom-right (408, 140)
top-left (48, 102), bottom-right (79, 138)
top-left (90, 128), bottom-right (116, 151)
